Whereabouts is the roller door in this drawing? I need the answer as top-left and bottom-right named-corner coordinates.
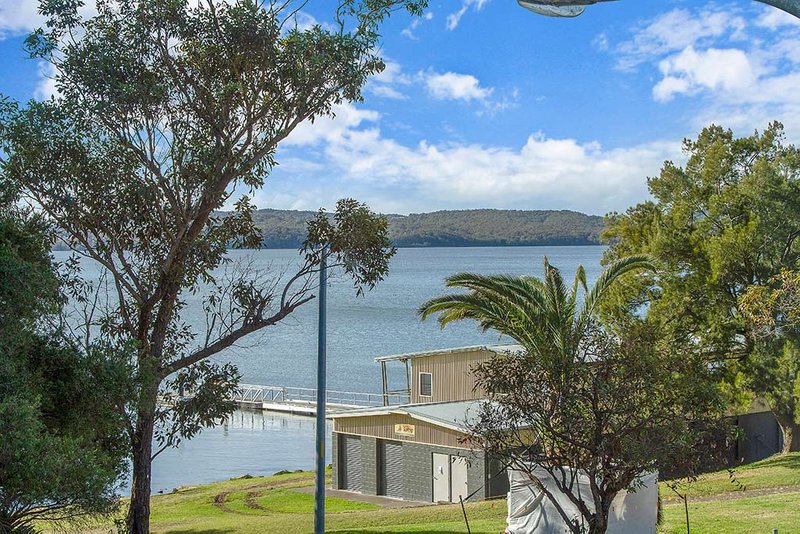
top-left (379, 440), bottom-right (404, 498)
top-left (341, 434), bottom-right (362, 492)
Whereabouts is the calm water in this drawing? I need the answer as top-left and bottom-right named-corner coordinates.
top-left (55, 246), bottom-right (605, 493)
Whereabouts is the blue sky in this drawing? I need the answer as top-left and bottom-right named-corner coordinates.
top-left (1, 0), bottom-right (799, 215)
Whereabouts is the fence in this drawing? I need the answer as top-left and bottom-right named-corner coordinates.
top-left (232, 383), bottom-right (410, 408)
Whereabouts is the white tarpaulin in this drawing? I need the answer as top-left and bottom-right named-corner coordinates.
top-left (505, 466), bottom-right (658, 534)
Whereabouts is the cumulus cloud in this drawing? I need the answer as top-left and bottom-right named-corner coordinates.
top-left (267, 102), bottom-right (677, 215)
top-left (606, 3), bottom-right (800, 138)
top-left (614, 8), bottom-right (747, 71)
top-left (283, 103), bottom-right (381, 147)
top-left (365, 60), bottom-right (412, 100)
top-left (755, 5), bottom-right (800, 29)
top-left (0, 0), bottom-right (44, 38)
top-left (423, 71), bottom-right (493, 101)
top-left (653, 47), bottom-right (756, 102)
top-left (0, 0), bottom-right (98, 39)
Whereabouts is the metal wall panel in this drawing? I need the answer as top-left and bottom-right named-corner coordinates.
top-left (341, 434), bottom-right (363, 492)
top-left (410, 349), bottom-right (496, 403)
top-left (379, 440), bottom-right (404, 498)
top-left (334, 412), bottom-right (471, 449)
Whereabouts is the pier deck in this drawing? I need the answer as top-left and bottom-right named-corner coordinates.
top-left (231, 384), bottom-right (409, 416)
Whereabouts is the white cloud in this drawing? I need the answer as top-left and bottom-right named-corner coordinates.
top-left (423, 71), bottom-right (493, 101)
top-left (755, 5), bottom-right (800, 30)
top-left (614, 8), bottom-right (747, 70)
top-left (34, 61), bottom-right (57, 100)
top-left (606, 3), bottom-right (800, 139)
top-left (365, 60), bottom-right (412, 100)
top-left (0, 0), bottom-right (98, 39)
top-left (0, 0), bottom-right (43, 38)
top-left (653, 47), bottom-right (756, 102)
top-left (401, 11), bottom-right (433, 40)
top-left (275, 102), bottom-right (678, 215)
top-left (446, 0), bottom-right (488, 31)
top-left (283, 103), bottom-right (380, 147)
top-left (291, 12), bottom-right (319, 32)
top-left (593, 32), bottom-right (609, 51)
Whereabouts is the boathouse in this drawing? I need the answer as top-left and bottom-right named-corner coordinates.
top-left (329, 345), bottom-right (520, 503)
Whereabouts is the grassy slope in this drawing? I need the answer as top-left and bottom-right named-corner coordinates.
top-left (658, 453), bottom-right (800, 533)
top-left (92, 455), bottom-right (800, 534)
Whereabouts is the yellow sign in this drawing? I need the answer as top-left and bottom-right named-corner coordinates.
top-left (394, 423), bottom-right (416, 437)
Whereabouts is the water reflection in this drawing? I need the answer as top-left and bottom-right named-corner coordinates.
top-left (129, 409), bottom-right (332, 495)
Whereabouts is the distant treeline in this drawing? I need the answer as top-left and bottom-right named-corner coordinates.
top-left (247, 208), bottom-right (604, 248)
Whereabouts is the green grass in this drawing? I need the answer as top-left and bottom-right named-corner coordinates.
top-left (57, 454), bottom-right (800, 533)
top-left (138, 469), bottom-right (508, 534)
top-left (659, 491), bottom-right (800, 533)
top-left (660, 452), bottom-right (800, 499)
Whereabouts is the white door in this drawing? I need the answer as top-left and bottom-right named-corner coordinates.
top-left (432, 453), bottom-right (450, 502)
top-left (450, 456), bottom-right (469, 503)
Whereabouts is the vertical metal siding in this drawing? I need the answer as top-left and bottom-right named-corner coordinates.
top-left (410, 349), bottom-right (496, 404)
top-left (334, 413), bottom-right (471, 449)
top-left (342, 434), bottom-right (363, 492)
top-left (379, 440), bottom-right (404, 498)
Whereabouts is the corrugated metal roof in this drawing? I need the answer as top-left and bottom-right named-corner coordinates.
top-left (404, 400), bottom-right (490, 430)
top-left (374, 344), bottom-right (524, 363)
top-left (328, 399), bottom-right (494, 433)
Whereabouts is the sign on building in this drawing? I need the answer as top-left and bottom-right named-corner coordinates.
top-left (394, 423), bottom-right (416, 437)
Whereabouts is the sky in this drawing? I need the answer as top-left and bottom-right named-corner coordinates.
top-left (1, 0), bottom-right (799, 216)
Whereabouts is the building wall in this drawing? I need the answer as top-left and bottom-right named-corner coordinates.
top-left (401, 442), bottom-right (488, 502)
top-left (361, 436), bottom-right (378, 495)
top-left (331, 431), bottom-right (501, 502)
top-left (334, 413), bottom-right (471, 449)
top-left (410, 349), bottom-right (498, 403)
top-left (332, 431), bottom-right (339, 489)
top-left (485, 455), bottom-right (510, 497)
top-left (736, 411), bottom-right (782, 464)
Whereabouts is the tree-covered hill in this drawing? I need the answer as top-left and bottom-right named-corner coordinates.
top-left (247, 208), bottom-right (603, 248)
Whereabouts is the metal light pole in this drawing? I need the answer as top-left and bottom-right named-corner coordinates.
top-left (314, 245), bottom-right (328, 534)
top-left (517, 0), bottom-right (800, 18)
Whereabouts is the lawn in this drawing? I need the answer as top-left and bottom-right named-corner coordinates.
top-left (62, 454), bottom-right (800, 533)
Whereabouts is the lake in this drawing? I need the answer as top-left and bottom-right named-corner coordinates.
top-left (56, 246), bottom-right (605, 493)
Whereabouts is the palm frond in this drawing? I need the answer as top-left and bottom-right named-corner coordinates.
top-left (584, 254), bottom-right (656, 316)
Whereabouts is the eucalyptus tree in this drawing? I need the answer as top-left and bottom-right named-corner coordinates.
top-left (0, 0), bottom-right (425, 531)
top-left (419, 258), bottom-right (724, 534)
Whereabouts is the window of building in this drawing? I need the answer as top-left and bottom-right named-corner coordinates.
top-left (419, 372), bottom-right (433, 397)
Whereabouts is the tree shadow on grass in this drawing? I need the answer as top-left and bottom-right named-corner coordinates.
top-left (162, 530), bottom-right (236, 534)
top-left (747, 453), bottom-right (800, 470)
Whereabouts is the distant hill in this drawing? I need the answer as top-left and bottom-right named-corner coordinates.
top-left (247, 208), bottom-right (603, 248)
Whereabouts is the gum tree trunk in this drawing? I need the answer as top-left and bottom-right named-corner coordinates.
top-left (127, 395), bottom-right (157, 534)
top-left (775, 411), bottom-right (800, 453)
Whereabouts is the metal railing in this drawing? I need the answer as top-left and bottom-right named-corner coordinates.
top-left (232, 383), bottom-right (410, 408)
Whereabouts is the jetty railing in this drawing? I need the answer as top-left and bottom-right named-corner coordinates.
top-left (233, 383), bottom-right (410, 408)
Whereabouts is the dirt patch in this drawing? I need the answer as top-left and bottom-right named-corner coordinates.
top-left (244, 491), bottom-right (268, 511)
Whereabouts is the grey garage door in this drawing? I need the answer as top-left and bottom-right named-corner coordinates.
top-left (341, 435), bottom-right (362, 492)
top-left (379, 440), bottom-right (404, 499)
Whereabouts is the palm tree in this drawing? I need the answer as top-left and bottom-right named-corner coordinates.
top-left (418, 255), bottom-right (654, 361)
top-left (418, 255), bottom-right (657, 534)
